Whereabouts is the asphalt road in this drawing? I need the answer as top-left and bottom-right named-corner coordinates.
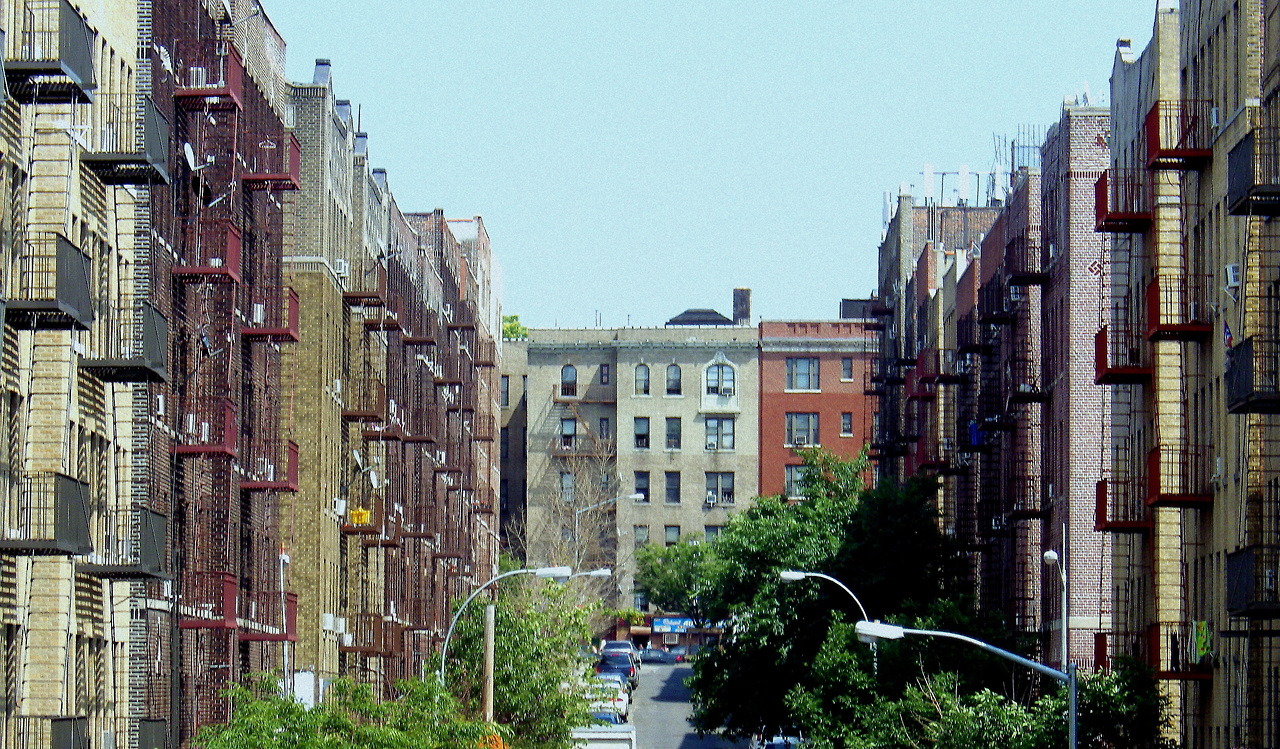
top-left (630, 663), bottom-right (747, 749)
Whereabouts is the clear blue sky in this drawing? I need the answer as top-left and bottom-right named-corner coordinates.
top-left (264, 1), bottom-right (1157, 328)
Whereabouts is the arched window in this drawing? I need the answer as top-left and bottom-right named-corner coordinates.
top-left (561, 364), bottom-right (577, 397)
top-left (666, 364), bottom-right (682, 395)
top-left (706, 364), bottom-right (735, 396)
top-left (635, 364), bottom-right (651, 395)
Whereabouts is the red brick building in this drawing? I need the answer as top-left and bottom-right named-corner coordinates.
top-left (758, 311), bottom-right (878, 498)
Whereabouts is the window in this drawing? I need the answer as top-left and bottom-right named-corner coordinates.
top-left (500, 375), bottom-right (510, 407)
top-left (704, 525), bottom-right (722, 541)
top-left (600, 364), bottom-right (611, 385)
top-left (665, 417), bottom-right (682, 449)
top-left (786, 357), bottom-right (820, 390)
top-left (785, 465), bottom-right (806, 498)
top-left (706, 364), bottom-right (735, 396)
top-left (633, 525), bottom-right (650, 547)
top-left (841, 357), bottom-right (854, 381)
top-left (785, 413), bottom-right (819, 446)
top-left (560, 364), bottom-right (577, 397)
top-left (705, 416), bottom-right (735, 451)
top-left (841, 412), bottom-right (853, 436)
top-left (666, 364), bottom-right (682, 395)
top-left (705, 472), bottom-right (734, 504)
top-left (664, 525), bottom-right (681, 546)
top-left (665, 471), bottom-right (681, 503)
top-left (598, 417), bottom-right (611, 440)
top-left (501, 427), bottom-right (510, 460)
top-left (635, 364), bottom-right (650, 395)
top-left (635, 471), bottom-right (650, 502)
top-left (560, 417), bottom-right (577, 448)
top-left (559, 472), bottom-right (574, 503)
top-left (634, 417), bottom-right (650, 449)
top-left (634, 591), bottom-right (649, 610)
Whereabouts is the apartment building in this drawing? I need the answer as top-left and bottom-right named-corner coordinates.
top-left (758, 312), bottom-right (877, 499)
top-left (1099, 1), bottom-right (1279, 745)
top-left (515, 314), bottom-right (759, 614)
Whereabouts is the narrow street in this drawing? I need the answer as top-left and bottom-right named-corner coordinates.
top-left (630, 663), bottom-right (748, 749)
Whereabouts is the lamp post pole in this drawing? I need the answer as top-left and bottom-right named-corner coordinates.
top-left (1045, 524), bottom-right (1075, 749)
top-left (778, 570), bottom-right (870, 621)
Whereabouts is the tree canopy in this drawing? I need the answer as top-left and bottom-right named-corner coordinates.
top-left (502, 314), bottom-right (529, 340)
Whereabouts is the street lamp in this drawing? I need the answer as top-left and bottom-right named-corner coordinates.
top-left (568, 567), bottom-right (613, 580)
top-left (854, 621), bottom-right (1078, 749)
top-left (437, 565), bottom-right (572, 682)
top-left (778, 570), bottom-right (870, 622)
top-left (1044, 539), bottom-right (1077, 749)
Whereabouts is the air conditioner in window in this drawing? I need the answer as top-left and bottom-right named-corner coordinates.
top-left (1226, 263), bottom-right (1242, 289)
top-left (187, 66), bottom-right (208, 87)
top-left (1210, 106), bottom-right (1221, 129)
top-left (333, 258), bottom-right (350, 278)
top-left (793, 435), bottom-right (808, 447)
top-left (322, 613), bottom-right (336, 632)
top-left (706, 440), bottom-right (718, 451)
top-left (720, 387), bottom-right (734, 397)
top-left (705, 492), bottom-right (718, 506)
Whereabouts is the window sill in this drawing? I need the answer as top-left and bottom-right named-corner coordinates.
top-left (663, 394), bottom-right (685, 398)
top-left (839, 433), bottom-right (853, 438)
top-left (783, 389), bottom-right (821, 394)
top-left (664, 448), bottom-right (682, 453)
top-left (784, 443), bottom-right (820, 449)
top-left (704, 448), bottom-right (735, 454)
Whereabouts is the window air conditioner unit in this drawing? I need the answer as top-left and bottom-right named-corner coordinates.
top-left (322, 613), bottom-right (335, 632)
top-left (720, 387), bottom-right (734, 397)
top-left (333, 258), bottom-right (350, 277)
top-left (187, 67), bottom-right (208, 87)
top-left (340, 633), bottom-right (354, 647)
top-left (1210, 106), bottom-right (1221, 129)
top-left (333, 498), bottom-right (347, 517)
top-left (1226, 264), bottom-right (1242, 289)
top-left (335, 616), bottom-right (347, 634)
top-left (793, 436), bottom-right (808, 447)
top-left (252, 303), bottom-right (266, 326)
top-left (706, 440), bottom-right (718, 451)
top-left (705, 492), bottom-right (717, 506)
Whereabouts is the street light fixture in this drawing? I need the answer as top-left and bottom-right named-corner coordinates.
top-left (569, 567), bottom-right (613, 580)
top-left (853, 620), bottom-right (1078, 749)
top-left (778, 570), bottom-right (870, 622)
top-left (437, 565), bottom-right (572, 682)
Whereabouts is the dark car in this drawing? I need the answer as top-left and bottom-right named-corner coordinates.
top-left (595, 651), bottom-right (639, 688)
top-left (638, 647), bottom-right (675, 664)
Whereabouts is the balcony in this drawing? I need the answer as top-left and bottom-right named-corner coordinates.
top-left (6, 233), bottom-right (94, 330)
top-left (978, 277), bottom-right (1013, 325)
top-left (1094, 478), bottom-right (1152, 533)
top-left (1227, 127), bottom-right (1280, 215)
top-left (869, 357), bottom-right (904, 385)
top-left (956, 420), bottom-right (990, 453)
top-left (1005, 232), bottom-right (1046, 286)
top-left (242, 133), bottom-right (301, 191)
top-left (1094, 325), bottom-right (1151, 385)
top-left (1146, 444), bottom-right (1213, 507)
top-left (0, 472), bottom-right (92, 555)
top-left (341, 260), bottom-right (387, 307)
top-left (173, 397), bottom-right (238, 457)
top-left (12, 716), bottom-right (90, 749)
top-left (239, 591), bottom-right (299, 642)
top-left (1094, 169), bottom-right (1152, 233)
top-left (1226, 545), bottom-right (1280, 617)
top-left (173, 220), bottom-right (242, 283)
top-left (79, 508), bottom-right (168, 580)
top-left (1006, 357), bottom-right (1046, 404)
top-left (401, 312), bottom-right (438, 346)
top-left (173, 40), bottom-right (243, 110)
top-left (4, 0), bottom-right (95, 104)
top-left (1145, 100), bottom-right (1214, 169)
top-left (241, 286), bottom-right (300, 342)
top-left (179, 571), bottom-right (237, 629)
top-left (239, 440), bottom-right (300, 492)
top-left (341, 373), bottom-right (387, 422)
top-left (81, 94), bottom-right (170, 184)
top-left (1145, 274), bottom-right (1211, 341)
top-left (956, 311), bottom-right (989, 354)
top-left (1147, 622), bottom-right (1213, 680)
top-left (339, 613), bottom-right (404, 657)
top-left (472, 339), bottom-right (498, 367)
top-left (362, 298), bottom-right (402, 332)
top-left (447, 303), bottom-right (477, 331)
top-left (1008, 476), bottom-right (1044, 520)
top-left (1226, 337), bottom-right (1280, 413)
top-left (470, 412), bottom-right (496, 441)
top-left (79, 302), bottom-right (168, 382)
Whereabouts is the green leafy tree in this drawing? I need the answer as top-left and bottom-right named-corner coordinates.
top-left (634, 539), bottom-right (721, 626)
top-left (196, 676), bottom-right (496, 749)
top-left (503, 314), bottom-right (529, 340)
top-left (447, 574), bottom-right (599, 749)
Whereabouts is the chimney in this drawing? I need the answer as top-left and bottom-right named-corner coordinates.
top-left (732, 288), bottom-right (751, 326)
top-left (313, 59), bottom-right (332, 86)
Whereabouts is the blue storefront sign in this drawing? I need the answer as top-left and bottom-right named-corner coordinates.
top-left (652, 617), bottom-right (695, 633)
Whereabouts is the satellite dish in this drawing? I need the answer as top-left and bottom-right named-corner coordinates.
top-left (183, 142), bottom-right (197, 171)
top-left (352, 449), bottom-right (364, 469)
top-left (220, 0), bottom-right (233, 21)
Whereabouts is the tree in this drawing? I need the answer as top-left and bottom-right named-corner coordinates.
top-left (634, 539), bottom-right (721, 626)
top-left (503, 314), bottom-right (529, 340)
top-left (196, 676), bottom-right (496, 749)
top-left (446, 572), bottom-right (600, 749)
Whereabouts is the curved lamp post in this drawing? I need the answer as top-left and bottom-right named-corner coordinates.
top-left (778, 570), bottom-right (870, 622)
top-left (437, 565), bottom-right (571, 682)
top-left (569, 568), bottom-right (613, 580)
top-left (855, 621), bottom-right (1077, 749)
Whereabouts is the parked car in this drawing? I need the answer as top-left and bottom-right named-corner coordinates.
top-left (589, 674), bottom-right (631, 720)
top-left (589, 708), bottom-right (627, 725)
top-left (750, 730), bottom-right (807, 748)
top-left (595, 651), bottom-right (640, 689)
top-left (638, 647), bottom-right (675, 664)
top-left (600, 641), bottom-right (640, 664)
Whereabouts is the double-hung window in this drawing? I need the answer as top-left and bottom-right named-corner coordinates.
top-left (785, 413), bottom-right (819, 446)
top-left (665, 471), bottom-right (681, 504)
top-left (635, 364), bottom-right (650, 395)
top-left (635, 471), bottom-right (650, 502)
top-left (786, 357), bottom-right (820, 390)
top-left (666, 364), bottom-right (682, 395)
top-left (634, 417), bottom-right (650, 449)
top-left (785, 465), bottom-right (806, 498)
top-left (560, 417), bottom-right (577, 449)
top-left (705, 472), bottom-right (734, 504)
top-left (705, 417), bottom-right (735, 451)
top-left (665, 417), bottom-right (682, 449)
top-left (706, 364), bottom-right (735, 396)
